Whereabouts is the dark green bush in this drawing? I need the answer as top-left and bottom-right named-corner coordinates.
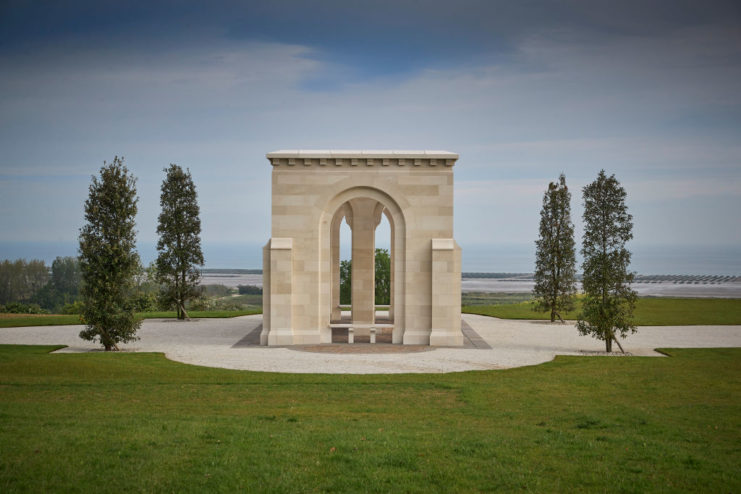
top-left (0, 302), bottom-right (49, 314)
top-left (237, 285), bottom-right (262, 295)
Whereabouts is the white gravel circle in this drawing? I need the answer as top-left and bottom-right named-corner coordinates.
top-left (1, 314), bottom-right (740, 374)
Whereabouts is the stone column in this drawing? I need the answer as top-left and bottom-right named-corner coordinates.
top-left (267, 237), bottom-right (294, 346)
top-left (349, 198), bottom-right (377, 326)
top-left (260, 241), bottom-right (271, 345)
top-left (430, 238), bottom-right (463, 346)
top-left (330, 209), bottom-right (343, 322)
top-left (387, 210), bottom-right (395, 322)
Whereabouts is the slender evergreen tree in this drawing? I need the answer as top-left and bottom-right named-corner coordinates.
top-left (577, 170), bottom-right (637, 352)
top-left (78, 157), bottom-right (141, 351)
top-left (155, 164), bottom-right (204, 320)
top-left (374, 248), bottom-right (391, 305)
top-left (339, 260), bottom-right (352, 305)
top-left (533, 174), bottom-right (577, 322)
top-left (339, 250), bottom-right (391, 306)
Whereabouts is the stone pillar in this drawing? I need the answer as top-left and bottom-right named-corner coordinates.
top-left (267, 237), bottom-right (294, 346)
top-left (260, 241), bottom-right (271, 345)
top-left (388, 210), bottom-right (395, 322)
top-left (330, 210), bottom-right (343, 322)
top-left (430, 238), bottom-right (463, 346)
top-left (349, 198), bottom-right (377, 326)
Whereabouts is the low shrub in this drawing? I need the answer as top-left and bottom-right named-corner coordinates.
top-left (238, 284), bottom-right (263, 295)
top-left (60, 300), bottom-right (85, 314)
top-left (0, 302), bottom-right (49, 314)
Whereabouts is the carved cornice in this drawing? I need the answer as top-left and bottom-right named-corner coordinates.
top-left (266, 150), bottom-right (458, 168)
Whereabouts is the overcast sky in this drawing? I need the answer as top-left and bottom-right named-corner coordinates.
top-left (1, 1), bottom-right (740, 270)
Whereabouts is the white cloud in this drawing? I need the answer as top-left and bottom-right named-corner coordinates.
top-left (1, 23), bottom-right (739, 253)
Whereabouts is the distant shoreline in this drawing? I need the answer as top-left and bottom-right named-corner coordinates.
top-left (199, 270), bottom-right (741, 298)
top-left (201, 268), bottom-right (741, 283)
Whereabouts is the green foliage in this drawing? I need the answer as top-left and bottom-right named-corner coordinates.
top-left (533, 174), bottom-right (577, 322)
top-left (78, 156), bottom-right (142, 351)
top-left (577, 170), bottom-right (637, 352)
top-left (339, 249), bottom-right (391, 306)
top-left (223, 293), bottom-right (263, 307)
top-left (188, 295), bottom-right (245, 312)
top-left (237, 284), bottom-right (262, 295)
top-left (61, 300), bottom-right (85, 315)
top-left (0, 345), bottom-right (739, 492)
top-left (339, 259), bottom-right (352, 305)
top-left (201, 284), bottom-right (232, 297)
top-left (0, 302), bottom-right (48, 314)
top-left (51, 256), bottom-right (81, 297)
top-left (375, 248), bottom-right (391, 305)
top-left (0, 259), bottom-right (48, 304)
top-left (131, 292), bottom-right (159, 312)
top-left (155, 164), bottom-right (204, 319)
top-left (32, 256), bottom-right (82, 311)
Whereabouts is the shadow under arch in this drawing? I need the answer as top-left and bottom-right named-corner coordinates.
top-left (319, 186), bottom-right (407, 344)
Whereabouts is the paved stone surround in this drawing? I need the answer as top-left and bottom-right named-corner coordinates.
top-left (2, 314), bottom-right (740, 374)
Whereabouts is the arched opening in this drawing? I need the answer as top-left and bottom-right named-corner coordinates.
top-left (322, 187), bottom-right (406, 344)
top-left (338, 215), bottom-right (351, 316)
top-left (374, 211), bottom-right (392, 335)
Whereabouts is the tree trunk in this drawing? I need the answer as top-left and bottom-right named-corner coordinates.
top-left (100, 327), bottom-right (120, 351)
top-left (180, 302), bottom-right (190, 321)
top-left (613, 336), bottom-right (625, 354)
top-left (550, 307), bottom-right (555, 323)
top-left (605, 331), bottom-right (612, 352)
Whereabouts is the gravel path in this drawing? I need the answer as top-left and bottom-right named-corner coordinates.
top-left (1, 314), bottom-right (740, 374)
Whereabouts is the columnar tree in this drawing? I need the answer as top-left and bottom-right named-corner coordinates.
top-left (374, 248), bottom-right (391, 305)
top-left (533, 174), bottom-right (577, 322)
top-left (78, 157), bottom-right (141, 351)
top-left (339, 260), bottom-right (352, 305)
top-left (577, 170), bottom-right (637, 353)
top-left (155, 164), bottom-right (204, 320)
top-left (339, 250), bottom-right (391, 306)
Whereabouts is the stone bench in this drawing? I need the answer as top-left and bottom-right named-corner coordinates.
top-left (328, 323), bottom-right (394, 344)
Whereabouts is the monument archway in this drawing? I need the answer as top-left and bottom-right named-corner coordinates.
top-left (324, 187), bottom-right (406, 344)
top-left (261, 150), bottom-right (462, 346)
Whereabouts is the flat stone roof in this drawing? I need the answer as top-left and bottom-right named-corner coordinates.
top-left (266, 150), bottom-right (459, 160)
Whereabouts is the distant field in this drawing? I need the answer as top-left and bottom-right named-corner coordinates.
top-left (2, 296), bottom-right (739, 328)
top-left (463, 297), bottom-right (741, 325)
top-left (0, 310), bottom-right (260, 328)
top-left (462, 292), bottom-right (533, 306)
top-left (0, 345), bottom-right (739, 492)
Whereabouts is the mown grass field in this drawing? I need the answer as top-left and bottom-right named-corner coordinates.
top-left (3, 297), bottom-right (740, 328)
top-left (463, 297), bottom-right (741, 325)
top-left (0, 345), bottom-right (739, 492)
top-left (0, 309), bottom-right (261, 328)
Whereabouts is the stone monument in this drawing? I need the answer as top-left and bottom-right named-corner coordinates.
top-left (261, 150), bottom-right (462, 346)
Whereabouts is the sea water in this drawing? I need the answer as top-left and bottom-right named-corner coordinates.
top-left (1, 241), bottom-right (739, 276)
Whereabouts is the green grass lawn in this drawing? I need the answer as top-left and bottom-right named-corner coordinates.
top-left (0, 345), bottom-right (739, 492)
top-left (462, 291), bottom-right (534, 306)
top-left (463, 297), bottom-right (741, 325)
top-left (0, 309), bottom-right (261, 328)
